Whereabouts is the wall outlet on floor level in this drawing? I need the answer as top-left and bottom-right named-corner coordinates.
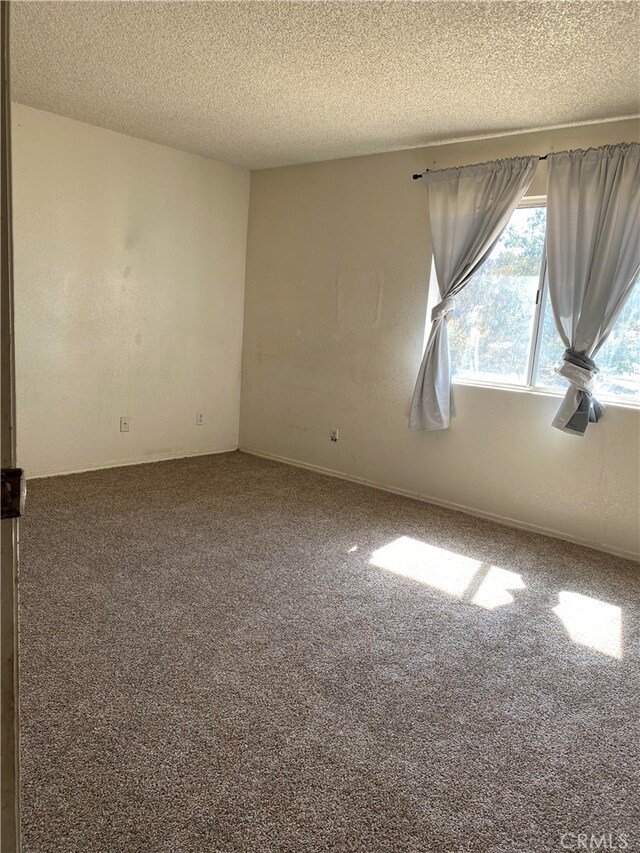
top-left (196, 411), bottom-right (204, 425)
top-left (330, 427), bottom-right (339, 442)
top-left (120, 416), bottom-right (130, 433)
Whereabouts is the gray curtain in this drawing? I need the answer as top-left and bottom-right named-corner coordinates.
top-left (409, 156), bottom-right (538, 431)
top-left (546, 143), bottom-right (640, 436)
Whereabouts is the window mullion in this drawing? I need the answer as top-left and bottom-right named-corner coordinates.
top-left (526, 242), bottom-right (547, 388)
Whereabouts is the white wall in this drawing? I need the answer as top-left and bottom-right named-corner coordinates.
top-left (240, 119), bottom-right (640, 560)
top-left (12, 105), bottom-right (250, 477)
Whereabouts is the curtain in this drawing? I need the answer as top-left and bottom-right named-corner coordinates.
top-left (409, 156), bottom-right (538, 431)
top-left (546, 143), bottom-right (640, 436)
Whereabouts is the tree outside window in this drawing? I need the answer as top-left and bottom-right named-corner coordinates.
top-left (446, 205), bottom-right (639, 402)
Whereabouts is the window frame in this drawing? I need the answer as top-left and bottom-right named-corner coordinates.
top-left (521, 197), bottom-right (547, 389)
top-left (446, 197), bottom-right (640, 408)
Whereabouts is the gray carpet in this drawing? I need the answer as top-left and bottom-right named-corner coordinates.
top-left (18, 451), bottom-right (640, 853)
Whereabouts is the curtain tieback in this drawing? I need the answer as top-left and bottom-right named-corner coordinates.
top-left (431, 296), bottom-right (455, 322)
top-left (556, 349), bottom-right (603, 422)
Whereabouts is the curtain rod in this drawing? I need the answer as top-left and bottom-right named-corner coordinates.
top-left (412, 154), bottom-right (548, 180)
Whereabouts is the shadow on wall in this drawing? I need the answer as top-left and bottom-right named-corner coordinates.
top-left (366, 536), bottom-right (623, 659)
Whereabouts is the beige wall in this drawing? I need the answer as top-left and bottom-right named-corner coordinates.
top-left (12, 105), bottom-right (250, 477)
top-left (240, 119), bottom-right (640, 560)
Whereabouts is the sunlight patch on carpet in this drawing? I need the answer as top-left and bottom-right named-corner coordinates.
top-left (472, 565), bottom-right (527, 610)
top-left (370, 536), bottom-right (480, 597)
top-left (553, 592), bottom-right (622, 659)
top-left (369, 538), bottom-right (624, 658)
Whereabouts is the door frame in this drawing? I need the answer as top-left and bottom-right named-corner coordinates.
top-left (1, 2), bottom-right (21, 850)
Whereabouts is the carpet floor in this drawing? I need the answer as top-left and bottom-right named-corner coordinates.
top-left (18, 451), bottom-right (639, 853)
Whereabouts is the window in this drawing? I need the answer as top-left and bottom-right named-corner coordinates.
top-left (447, 204), bottom-right (640, 403)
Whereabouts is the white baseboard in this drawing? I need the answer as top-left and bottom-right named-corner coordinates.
top-left (240, 447), bottom-right (640, 564)
top-left (26, 446), bottom-right (238, 480)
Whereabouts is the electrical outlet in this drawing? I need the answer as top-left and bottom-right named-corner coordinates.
top-left (330, 427), bottom-right (339, 442)
top-left (196, 411), bottom-right (204, 425)
top-left (120, 416), bottom-right (130, 433)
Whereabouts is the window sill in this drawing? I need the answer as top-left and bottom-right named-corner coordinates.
top-left (451, 378), bottom-right (640, 411)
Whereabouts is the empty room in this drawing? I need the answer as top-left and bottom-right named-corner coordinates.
top-left (1, 1), bottom-right (639, 851)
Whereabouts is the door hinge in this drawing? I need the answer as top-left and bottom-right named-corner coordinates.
top-left (1, 468), bottom-right (26, 519)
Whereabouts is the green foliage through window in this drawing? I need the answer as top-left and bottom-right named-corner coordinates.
top-left (446, 205), bottom-right (639, 401)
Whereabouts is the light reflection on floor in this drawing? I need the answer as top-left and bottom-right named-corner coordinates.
top-left (471, 565), bottom-right (527, 610)
top-left (368, 536), bottom-right (622, 659)
top-left (370, 536), bottom-right (480, 597)
top-left (553, 591), bottom-right (622, 659)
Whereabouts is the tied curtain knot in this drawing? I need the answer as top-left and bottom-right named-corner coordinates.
top-left (546, 143), bottom-right (640, 434)
top-left (409, 154), bottom-right (538, 431)
top-left (431, 296), bottom-right (455, 322)
top-left (556, 348), bottom-right (603, 424)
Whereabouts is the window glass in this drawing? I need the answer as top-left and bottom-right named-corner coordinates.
top-left (535, 278), bottom-right (640, 401)
top-left (445, 203), bottom-right (639, 403)
top-left (448, 207), bottom-right (545, 385)
top-left (533, 287), bottom-right (566, 392)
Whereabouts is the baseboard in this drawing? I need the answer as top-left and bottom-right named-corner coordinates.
top-left (240, 447), bottom-right (640, 564)
top-left (26, 446), bottom-right (239, 480)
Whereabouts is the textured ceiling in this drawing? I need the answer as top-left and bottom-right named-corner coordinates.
top-left (10, 1), bottom-right (640, 170)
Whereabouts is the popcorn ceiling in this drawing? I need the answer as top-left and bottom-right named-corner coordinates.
top-left (10, 1), bottom-right (640, 170)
